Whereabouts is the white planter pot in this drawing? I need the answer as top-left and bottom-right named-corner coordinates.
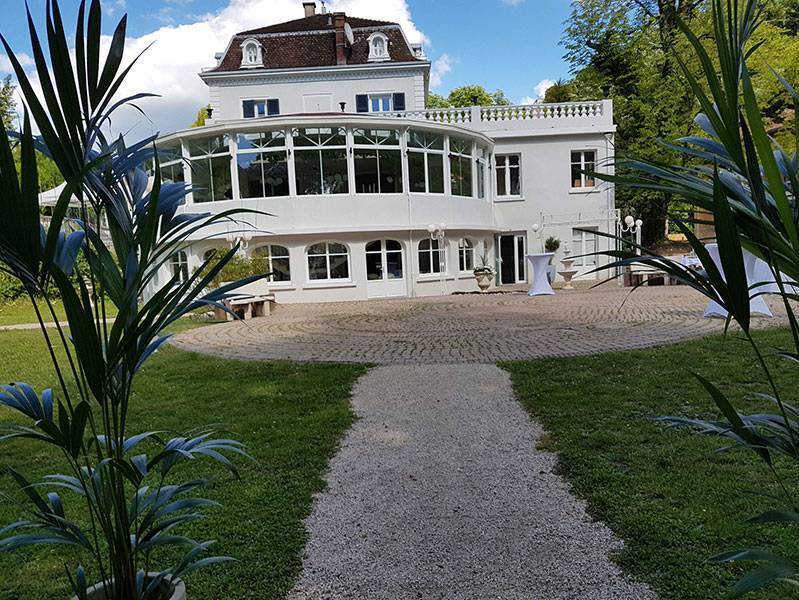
top-left (78, 575), bottom-right (186, 600)
top-left (474, 272), bottom-right (493, 292)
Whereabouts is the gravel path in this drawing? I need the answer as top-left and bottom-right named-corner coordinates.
top-left (289, 364), bottom-right (653, 599)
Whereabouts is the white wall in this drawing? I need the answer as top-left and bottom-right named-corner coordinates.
top-left (205, 66), bottom-right (426, 121)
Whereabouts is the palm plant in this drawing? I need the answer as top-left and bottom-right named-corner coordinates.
top-left (0, 1), bottom-right (265, 598)
top-left (589, 0), bottom-right (799, 595)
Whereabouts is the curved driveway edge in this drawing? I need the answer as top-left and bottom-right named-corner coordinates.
top-left (171, 287), bottom-right (782, 364)
top-left (288, 364), bottom-right (653, 599)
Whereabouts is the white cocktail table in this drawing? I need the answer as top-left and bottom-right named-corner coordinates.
top-left (526, 252), bottom-right (555, 296)
top-left (703, 243), bottom-right (772, 318)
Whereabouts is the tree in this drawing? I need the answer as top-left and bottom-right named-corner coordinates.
top-left (191, 105), bottom-right (210, 128)
top-left (0, 75), bottom-right (15, 129)
top-left (544, 79), bottom-right (573, 103)
top-left (426, 92), bottom-right (450, 108)
top-left (446, 85), bottom-right (511, 107)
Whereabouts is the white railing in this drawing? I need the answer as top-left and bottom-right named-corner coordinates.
top-left (387, 101), bottom-right (608, 129)
top-left (480, 101), bottom-right (604, 122)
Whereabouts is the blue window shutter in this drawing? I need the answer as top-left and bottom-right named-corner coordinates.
top-left (242, 100), bottom-right (255, 118)
top-left (356, 94), bottom-right (368, 113)
top-left (267, 99), bottom-right (280, 116)
top-left (392, 92), bottom-right (406, 112)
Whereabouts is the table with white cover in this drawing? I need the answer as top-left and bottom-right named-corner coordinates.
top-left (702, 243), bottom-right (772, 318)
top-left (525, 252), bottom-right (555, 296)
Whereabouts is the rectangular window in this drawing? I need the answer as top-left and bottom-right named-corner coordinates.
top-left (476, 146), bottom-right (487, 199)
top-left (156, 142), bottom-right (185, 184)
top-left (407, 130), bottom-right (445, 194)
top-left (571, 150), bottom-right (596, 189)
top-left (236, 131), bottom-right (289, 198)
top-left (187, 135), bottom-right (232, 203)
top-left (353, 128), bottom-right (402, 194)
top-left (242, 99), bottom-right (279, 118)
top-left (369, 94), bottom-right (392, 113)
top-left (572, 227), bottom-right (598, 267)
top-left (449, 136), bottom-right (473, 197)
top-left (496, 154), bottom-right (521, 197)
top-left (293, 128), bottom-right (349, 195)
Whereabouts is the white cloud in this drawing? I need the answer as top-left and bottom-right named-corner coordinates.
top-left (519, 95), bottom-right (536, 105)
top-left (9, 0), bottom-right (429, 137)
top-left (0, 53), bottom-right (35, 74)
top-left (500, 0), bottom-right (525, 5)
top-left (534, 78), bottom-right (556, 99)
top-left (429, 53), bottom-right (452, 88)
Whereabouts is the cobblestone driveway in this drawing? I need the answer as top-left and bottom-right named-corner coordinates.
top-left (172, 286), bottom-right (783, 363)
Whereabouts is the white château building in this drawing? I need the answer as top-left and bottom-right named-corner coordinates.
top-left (155, 1), bottom-right (618, 303)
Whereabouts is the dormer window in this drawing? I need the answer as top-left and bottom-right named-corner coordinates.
top-left (240, 38), bottom-right (263, 68)
top-left (367, 32), bottom-right (390, 62)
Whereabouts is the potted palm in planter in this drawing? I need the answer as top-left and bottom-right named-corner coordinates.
top-left (0, 2), bottom-right (265, 598)
top-left (544, 237), bottom-right (560, 283)
top-left (473, 254), bottom-right (495, 292)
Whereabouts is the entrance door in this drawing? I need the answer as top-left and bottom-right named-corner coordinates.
top-left (366, 240), bottom-right (406, 298)
top-left (498, 234), bottom-right (526, 285)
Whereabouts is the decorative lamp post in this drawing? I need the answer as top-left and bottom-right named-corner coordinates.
top-left (427, 223), bottom-right (447, 296)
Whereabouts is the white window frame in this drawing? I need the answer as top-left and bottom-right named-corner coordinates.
top-left (458, 238), bottom-right (475, 272)
top-left (449, 136), bottom-right (474, 198)
top-left (292, 127), bottom-right (350, 196)
top-left (418, 238), bottom-right (446, 276)
top-left (352, 128), bottom-right (403, 195)
top-left (235, 131), bottom-right (289, 199)
top-left (367, 32), bottom-right (390, 62)
top-left (241, 98), bottom-right (279, 119)
top-left (186, 135), bottom-right (232, 204)
top-left (571, 227), bottom-right (598, 267)
top-left (365, 239), bottom-right (404, 282)
top-left (368, 93), bottom-right (392, 113)
top-left (169, 250), bottom-right (189, 282)
top-left (495, 154), bottom-right (522, 198)
top-left (570, 149), bottom-right (597, 190)
top-left (251, 244), bottom-right (292, 284)
top-left (305, 241), bottom-right (351, 282)
top-left (240, 38), bottom-right (263, 68)
top-left (407, 130), bottom-right (445, 195)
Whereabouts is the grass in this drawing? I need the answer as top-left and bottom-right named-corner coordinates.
top-left (0, 327), bottom-right (367, 599)
top-left (502, 328), bottom-right (799, 600)
top-left (0, 298), bottom-right (119, 327)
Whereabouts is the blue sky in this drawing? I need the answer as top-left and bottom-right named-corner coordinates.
top-left (0, 0), bottom-right (574, 133)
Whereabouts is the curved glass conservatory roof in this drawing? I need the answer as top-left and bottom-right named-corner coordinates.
top-left (155, 115), bottom-right (494, 206)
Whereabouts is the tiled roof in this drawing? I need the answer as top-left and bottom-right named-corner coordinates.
top-left (208, 13), bottom-right (423, 73)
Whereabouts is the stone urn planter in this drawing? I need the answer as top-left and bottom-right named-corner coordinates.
top-left (78, 576), bottom-right (186, 600)
top-left (474, 270), bottom-right (493, 292)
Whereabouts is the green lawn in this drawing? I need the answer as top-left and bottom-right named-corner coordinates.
top-left (503, 328), bottom-right (799, 600)
top-left (0, 328), bottom-right (367, 599)
top-left (0, 298), bottom-right (120, 327)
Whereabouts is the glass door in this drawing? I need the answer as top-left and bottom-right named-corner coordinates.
top-left (366, 240), bottom-right (406, 298)
top-left (497, 234), bottom-right (527, 285)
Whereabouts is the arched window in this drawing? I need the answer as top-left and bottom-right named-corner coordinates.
top-left (252, 245), bottom-right (291, 282)
top-left (240, 39), bottom-right (263, 68)
top-left (307, 242), bottom-right (349, 281)
top-left (170, 251), bottom-right (189, 282)
top-left (418, 239), bottom-right (444, 275)
top-left (458, 238), bottom-right (474, 272)
top-left (367, 32), bottom-right (390, 61)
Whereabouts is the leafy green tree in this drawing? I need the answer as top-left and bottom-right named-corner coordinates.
top-left (544, 79), bottom-right (573, 103)
top-left (0, 75), bottom-right (15, 129)
top-left (426, 92), bottom-right (450, 108)
top-left (446, 85), bottom-right (511, 107)
top-left (191, 105), bottom-right (210, 128)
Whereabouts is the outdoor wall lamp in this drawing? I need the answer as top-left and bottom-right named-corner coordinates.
top-left (620, 215), bottom-right (643, 234)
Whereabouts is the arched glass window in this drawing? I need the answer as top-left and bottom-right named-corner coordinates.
top-left (252, 245), bottom-right (291, 282)
top-left (458, 238), bottom-right (474, 272)
top-left (307, 242), bottom-right (349, 281)
top-left (170, 251), bottom-right (189, 282)
top-left (368, 33), bottom-right (390, 61)
top-left (418, 238), bottom-right (444, 275)
top-left (245, 43), bottom-right (259, 64)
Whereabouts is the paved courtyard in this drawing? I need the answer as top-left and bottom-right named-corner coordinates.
top-left (172, 285), bottom-right (781, 363)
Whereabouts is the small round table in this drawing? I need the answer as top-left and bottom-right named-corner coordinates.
top-left (525, 252), bottom-right (555, 296)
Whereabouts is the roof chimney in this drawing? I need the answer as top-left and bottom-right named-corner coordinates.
top-left (302, 2), bottom-right (315, 18)
top-left (333, 13), bottom-right (347, 65)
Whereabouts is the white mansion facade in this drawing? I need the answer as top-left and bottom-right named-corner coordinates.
top-left (156, 2), bottom-right (617, 303)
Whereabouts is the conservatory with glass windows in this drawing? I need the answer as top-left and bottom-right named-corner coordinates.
top-left (153, 114), bottom-right (498, 303)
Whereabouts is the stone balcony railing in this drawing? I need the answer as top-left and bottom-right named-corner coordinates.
top-left (387, 100), bottom-right (614, 136)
